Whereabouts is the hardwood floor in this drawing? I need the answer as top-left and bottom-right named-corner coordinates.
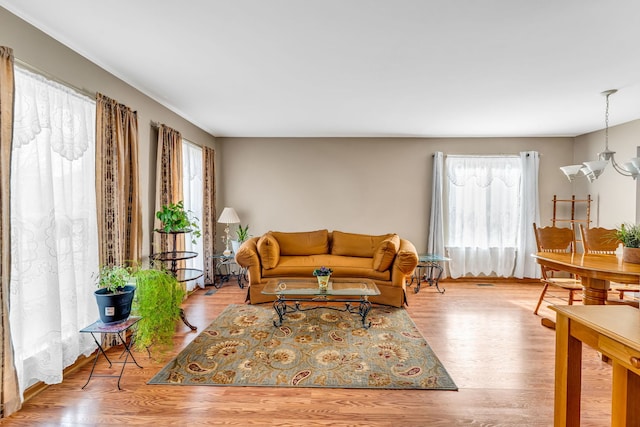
top-left (1, 280), bottom-right (614, 426)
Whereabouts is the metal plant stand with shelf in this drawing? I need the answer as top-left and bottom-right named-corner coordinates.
top-left (79, 316), bottom-right (142, 390)
top-left (151, 229), bottom-right (203, 331)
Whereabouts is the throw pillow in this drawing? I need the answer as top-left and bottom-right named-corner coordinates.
top-left (373, 234), bottom-right (400, 271)
top-left (257, 233), bottom-right (280, 269)
top-left (331, 231), bottom-right (394, 258)
top-left (271, 230), bottom-right (329, 256)
top-left (395, 249), bottom-right (419, 275)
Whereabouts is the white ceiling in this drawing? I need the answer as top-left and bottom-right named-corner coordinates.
top-left (2, 0), bottom-right (640, 138)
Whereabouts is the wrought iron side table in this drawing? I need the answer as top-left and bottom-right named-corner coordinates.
top-left (409, 254), bottom-right (450, 294)
top-left (210, 253), bottom-right (247, 289)
top-left (79, 316), bottom-right (142, 390)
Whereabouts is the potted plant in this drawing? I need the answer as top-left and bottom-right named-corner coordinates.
top-left (155, 200), bottom-right (201, 244)
top-left (94, 265), bottom-right (136, 324)
top-left (616, 223), bottom-right (640, 264)
top-left (312, 266), bottom-right (333, 291)
top-left (231, 224), bottom-right (250, 254)
top-left (130, 265), bottom-right (186, 351)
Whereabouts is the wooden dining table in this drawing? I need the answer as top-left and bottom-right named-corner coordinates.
top-left (533, 253), bottom-right (640, 425)
top-left (532, 252), bottom-right (640, 305)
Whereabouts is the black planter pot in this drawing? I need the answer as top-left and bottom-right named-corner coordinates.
top-left (94, 285), bottom-right (136, 324)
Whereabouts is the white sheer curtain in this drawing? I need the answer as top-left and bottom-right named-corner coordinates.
top-left (514, 151), bottom-right (541, 278)
top-left (427, 152), bottom-right (447, 277)
top-left (445, 155), bottom-right (521, 278)
top-left (9, 67), bottom-right (98, 394)
top-left (182, 140), bottom-right (204, 291)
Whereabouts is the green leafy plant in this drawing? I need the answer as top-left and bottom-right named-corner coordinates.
top-left (155, 200), bottom-right (201, 243)
top-left (616, 223), bottom-right (640, 248)
top-left (312, 266), bottom-right (333, 277)
top-left (95, 265), bottom-right (132, 293)
top-left (130, 266), bottom-right (186, 351)
top-left (236, 224), bottom-right (250, 243)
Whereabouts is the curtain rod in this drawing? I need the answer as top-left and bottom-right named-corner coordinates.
top-left (14, 58), bottom-right (95, 100)
top-left (434, 152), bottom-right (540, 158)
top-left (150, 121), bottom-right (204, 149)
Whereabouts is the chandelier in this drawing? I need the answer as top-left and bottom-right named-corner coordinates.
top-left (560, 89), bottom-right (640, 182)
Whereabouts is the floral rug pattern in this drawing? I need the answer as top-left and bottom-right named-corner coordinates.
top-left (148, 304), bottom-right (457, 390)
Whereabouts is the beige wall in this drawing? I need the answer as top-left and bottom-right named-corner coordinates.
top-left (0, 7), bottom-right (217, 260)
top-left (573, 119), bottom-right (640, 227)
top-left (8, 5), bottom-right (636, 257)
top-left (218, 137), bottom-right (574, 252)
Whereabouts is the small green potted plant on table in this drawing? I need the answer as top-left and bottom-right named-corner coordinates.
top-left (231, 224), bottom-right (250, 254)
top-left (94, 265), bottom-right (136, 324)
top-left (616, 223), bottom-right (640, 264)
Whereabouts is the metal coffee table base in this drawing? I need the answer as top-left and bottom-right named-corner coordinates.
top-left (272, 296), bottom-right (374, 329)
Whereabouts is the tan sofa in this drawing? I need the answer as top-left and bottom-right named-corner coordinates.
top-left (234, 229), bottom-right (419, 307)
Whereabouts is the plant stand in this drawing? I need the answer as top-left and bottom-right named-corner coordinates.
top-left (151, 230), bottom-right (203, 331)
top-left (79, 316), bottom-right (142, 390)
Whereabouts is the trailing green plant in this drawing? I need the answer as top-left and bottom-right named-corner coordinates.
top-left (616, 223), bottom-right (640, 248)
top-left (236, 224), bottom-right (250, 242)
top-left (155, 200), bottom-right (201, 244)
top-left (130, 267), bottom-right (186, 351)
top-left (94, 265), bottom-right (132, 294)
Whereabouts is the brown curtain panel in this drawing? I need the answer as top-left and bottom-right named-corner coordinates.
top-left (153, 124), bottom-right (184, 255)
top-left (202, 146), bottom-right (216, 284)
top-left (95, 93), bottom-right (142, 266)
top-left (0, 46), bottom-right (21, 418)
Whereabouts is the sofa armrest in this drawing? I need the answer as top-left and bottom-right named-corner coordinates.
top-left (234, 236), bottom-right (262, 285)
top-left (391, 239), bottom-right (419, 285)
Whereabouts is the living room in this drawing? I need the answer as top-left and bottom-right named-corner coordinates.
top-left (1, 2), bottom-right (640, 425)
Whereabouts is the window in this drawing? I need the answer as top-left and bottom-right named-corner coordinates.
top-left (182, 140), bottom-right (203, 290)
top-left (10, 66), bottom-right (99, 392)
top-left (445, 155), bottom-right (521, 277)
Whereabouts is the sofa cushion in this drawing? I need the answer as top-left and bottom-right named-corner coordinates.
top-left (257, 233), bottom-right (280, 269)
top-left (331, 231), bottom-right (395, 258)
top-left (373, 234), bottom-right (400, 271)
top-left (271, 230), bottom-right (329, 256)
top-left (262, 255), bottom-right (391, 281)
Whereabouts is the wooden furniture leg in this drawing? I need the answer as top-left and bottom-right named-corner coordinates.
top-left (611, 362), bottom-right (640, 426)
top-left (554, 313), bottom-right (582, 426)
top-left (581, 277), bottom-right (609, 305)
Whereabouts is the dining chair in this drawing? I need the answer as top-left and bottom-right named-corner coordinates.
top-left (533, 223), bottom-right (583, 315)
top-left (579, 224), bottom-right (639, 304)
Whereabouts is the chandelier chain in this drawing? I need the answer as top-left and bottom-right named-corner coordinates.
top-left (604, 92), bottom-right (610, 150)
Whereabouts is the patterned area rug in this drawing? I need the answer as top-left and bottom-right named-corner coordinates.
top-left (148, 304), bottom-right (457, 390)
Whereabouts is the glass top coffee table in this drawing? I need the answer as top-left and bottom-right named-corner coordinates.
top-left (262, 278), bottom-right (380, 328)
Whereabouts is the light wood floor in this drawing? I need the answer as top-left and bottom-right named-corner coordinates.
top-left (1, 280), bottom-right (614, 426)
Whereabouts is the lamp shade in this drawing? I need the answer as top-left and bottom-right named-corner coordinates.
top-left (217, 207), bottom-right (240, 224)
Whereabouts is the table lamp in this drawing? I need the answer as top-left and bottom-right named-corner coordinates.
top-left (217, 207), bottom-right (240, 255)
